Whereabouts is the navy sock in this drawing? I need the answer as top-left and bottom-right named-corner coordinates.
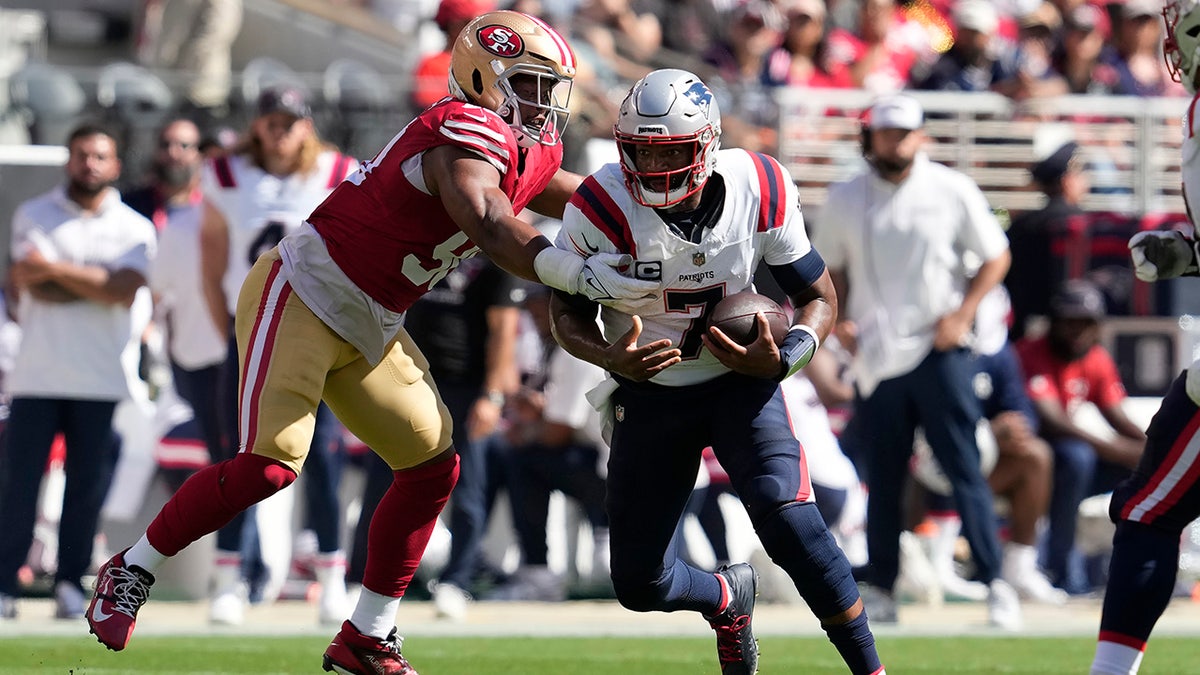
top-left (824, 612), bottom-right (883, 675)
top-left (1098, 521), bottom-right (1180, 643)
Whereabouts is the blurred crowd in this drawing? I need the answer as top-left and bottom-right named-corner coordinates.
top-left (0, 0), bottom-right (1196, 630)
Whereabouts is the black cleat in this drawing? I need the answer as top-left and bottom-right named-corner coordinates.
top-left (704, 562), bottom-right (759, 675)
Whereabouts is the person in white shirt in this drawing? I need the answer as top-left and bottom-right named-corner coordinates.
top-left (126, 118), bottom-right (227, 479)
top-left (812, 93), bottom-right (1018, 629)
top-left (0, 123), bottom-right (156, 621)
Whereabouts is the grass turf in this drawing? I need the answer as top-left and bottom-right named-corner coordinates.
top-left (0, 635), bottom-right (1191, 674)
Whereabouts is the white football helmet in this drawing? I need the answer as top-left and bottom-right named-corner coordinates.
top-left (1165, 0), bottom-right (1200, 94)
top-left (449, 10), bottom-right (576, 147)
top-left (614, 69), bottom-right (721, 208)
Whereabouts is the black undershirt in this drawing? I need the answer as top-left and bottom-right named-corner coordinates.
top-left (654, 174), bottom-right (726, 244)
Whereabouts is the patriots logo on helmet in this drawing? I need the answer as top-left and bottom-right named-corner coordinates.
top-left (682, 82), bottom-right (713, 118)
top-left (477, 25), bottom-right (525, 57)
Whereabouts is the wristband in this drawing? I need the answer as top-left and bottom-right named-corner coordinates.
top-left (483, 390), bottom-right (506, 407)
top-left (533, 247), bottom-right (585, 294)
top-left (775, 325), bottom-right (819, 382)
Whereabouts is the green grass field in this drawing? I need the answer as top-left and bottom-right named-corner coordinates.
top-left (0, 635), bottom-right (1192, 674)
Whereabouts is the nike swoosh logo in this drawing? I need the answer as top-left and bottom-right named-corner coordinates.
top-left (91, 601), bottom-right (112, 622)
top-left (460, 109), bottom-right (489, 124)
top-left (585, 277), bottom-right (614, 300)
top-left (579, 233), bottom-right (600, 253)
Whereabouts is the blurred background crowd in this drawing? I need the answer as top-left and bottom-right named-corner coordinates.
top-left (1, 0), bottom-right (1200, 630)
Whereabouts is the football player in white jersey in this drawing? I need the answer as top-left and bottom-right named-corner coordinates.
top-left (1092, 3), bottom-right (1200, 673)
top-left (198, 87), bottom-right (358, 626)
top-left (549, 69), bottom-right (886, 675)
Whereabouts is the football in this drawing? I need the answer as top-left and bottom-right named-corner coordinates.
top-left (707, 291), bottom-right (790, 346)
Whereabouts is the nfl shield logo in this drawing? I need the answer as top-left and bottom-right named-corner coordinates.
top-left (692, 252), bottom-right (706, 266)
top-left (615, 405), bottom-right (625, 422)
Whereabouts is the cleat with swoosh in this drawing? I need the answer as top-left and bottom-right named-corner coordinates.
top-left (87, 549), bottom-right (155, 651)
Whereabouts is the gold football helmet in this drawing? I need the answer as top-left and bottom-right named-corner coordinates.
top-left (448, 10), bottom-right (576, 147)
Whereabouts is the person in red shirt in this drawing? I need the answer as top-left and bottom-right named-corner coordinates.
top-left (1015, 280), bottom-right (1145, 596)
top-left (85, 11), bottom-right (657, 675)
top-left (411, 0), bottom-right (498, 111)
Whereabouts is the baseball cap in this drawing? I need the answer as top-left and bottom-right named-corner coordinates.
top-left (1065, 4), bottom-right (1111, 39)
top-left (1030, 141), bottom-right (1079, 185)
top-left (733, 0), bottom-right (785, 32)
top-left (256, 86), bottom-right (311, 119)
top-left (1049, 280), bottom-right (1106, 320)
top-left (954, 0), bottom-right (999, 34)
top-left (786, 0), bottom-right (826, 20)
top-left (1020, 1), bottom-right (1062, 31)
top-left (867, 94), bottom-right (924, 131)
top-left (1122, 0), bottom-right (1161, 19)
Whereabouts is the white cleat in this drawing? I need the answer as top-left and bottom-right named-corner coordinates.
top-left (431, 582), bottom-right (471, 622)
top-left (209, 582), bottom-right (247, 626)
top-left (987, 578), bottom-right (1022, 631)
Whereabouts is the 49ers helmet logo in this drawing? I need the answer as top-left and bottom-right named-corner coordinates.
top-left (477, 25), bottom-right (525, 57)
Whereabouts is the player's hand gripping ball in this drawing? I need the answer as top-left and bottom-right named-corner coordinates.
top-left (707, 291), bottom-right (789, 346)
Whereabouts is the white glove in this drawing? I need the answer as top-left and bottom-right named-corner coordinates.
top-left (1186, 358), bottom-right (1200, 408)
top-left (1128, 230), bottom-right (1198, 282)
top-left (534, 247), bottom-right (659, 302)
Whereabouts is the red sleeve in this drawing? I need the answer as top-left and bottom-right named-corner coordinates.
top-left (1084, 347), bottom-right (1127, 409)
top-left (1016, 338), bottom-right (1060, 403)
top-left (436, 104), bottom-right (517, 175)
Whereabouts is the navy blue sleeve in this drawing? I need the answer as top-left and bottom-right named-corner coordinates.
top-left (766, 248), bottom-right (827, 297)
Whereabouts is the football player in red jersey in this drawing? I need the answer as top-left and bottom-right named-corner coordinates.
top-left (86, 11), bottom-right (656, 675)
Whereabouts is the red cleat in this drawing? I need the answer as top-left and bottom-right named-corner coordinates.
top-left (323, 620), bottom-right (418, 674)
top-left (87, 549), bottom-right (155, 651)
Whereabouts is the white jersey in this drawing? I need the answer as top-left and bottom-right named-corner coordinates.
top-left (149, 190), bottom-right (227, 370)
top-left (201, 150), bottom-right (356, 314)
top-left (1183, 92), bottom-right (1200, 226)
top-left (557, 149), bottom-right (813, 386)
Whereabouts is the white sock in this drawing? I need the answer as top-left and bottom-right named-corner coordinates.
top-left (350, 587), bottom-right (401, 640)
top-left (1003, 542), bottom-right (1039, 577)
top-left (123, 536), bottom-right (168, 572)
top-left (1090, 640), bottom-right (1144, 675)
top-left (315, 552), bottom-right (348, 596)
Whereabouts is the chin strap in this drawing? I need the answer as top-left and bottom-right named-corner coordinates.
top-left (775, 325), bottom-right (819, 382)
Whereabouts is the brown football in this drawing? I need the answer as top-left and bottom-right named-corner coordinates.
top-left (707, 291), bottom-right (790, 346)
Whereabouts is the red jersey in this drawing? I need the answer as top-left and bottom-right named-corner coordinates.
top-left (1015, 335), bottom-right (1127, 417)
top-left (306, 99), bottom-right (563, 313)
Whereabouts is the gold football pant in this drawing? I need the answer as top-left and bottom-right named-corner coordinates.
top-left (234, 249), bottom-right (453, 475)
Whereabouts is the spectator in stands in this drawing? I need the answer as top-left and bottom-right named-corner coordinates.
top-left (1100, 0), bottom-right (1187, 97)
top-left (125, 118), bottom-right (227, 482)
top-left (649, 0), bottom-right (724, 65)
top-left (1005, 137), bottom-right (1089, 341)
top-left (994, 2), bottom-right (1070, 100)
top-left (915, 0), bottom-right (1019, 92)
top-left (0, 123), bottom-right (157, 620)
top-left (486, 285), bottom-right (610, 602)
top-left (571, 0), bottom-right (662, 82)
top-left (410, 254), bottom-right (524, 621)
top-left (702, 0), bottom-right (784, 152)
top-left (198, 87), bottom-right (357, 625)
top-left (1015, 279), bottom-right (1146, 595)
top-left (826, 0), bottom-right (929, 93)
top-left (762, 0), bottom-right (853, 89)
top-left (137, 0), bottom-right (244, 123)
top-left (411, 0), bottom-right (497, 111)
top-left (1053, 3), bottom-right (1120, 94)
top-left (812, 93), bottom-right (1019, 628)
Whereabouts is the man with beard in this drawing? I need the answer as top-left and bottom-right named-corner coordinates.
top-left (1015, 280), bottom-right (1145, 595)
top-left (125, 118), bottom-right (227, 486)
top-left (811, 93), bottom-right (1019, 629)
top-left (0, 123), bottom-right (157, 621)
